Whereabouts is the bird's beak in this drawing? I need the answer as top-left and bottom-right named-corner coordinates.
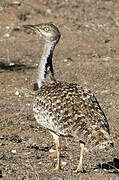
top-left (23, 24), bottom-right (37, 34)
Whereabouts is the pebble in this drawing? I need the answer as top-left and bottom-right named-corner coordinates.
top-left (11, 150), bottom-right (17, 154)
top-left (0, 7), bottom-right (3, 11)
top-left (49, 148), bottom-right (56, 153)
top-left (15, 91), bottom-right (21, 97)
top-left (24, 152), bottom-right (31, 156)
top-left (15, 91), bottom-right (20, 96)
top-left (9, 62), bottom-right (15, 66)
top-left (12, 1), bottom-right (21, 6)
top-left (46, 9), bottom-right (52, 14)
top-left (101, 57), bottom-right (111, 62)
top-left (26, 103), bottom-right (31, 106)
top-left (3, 34), bottom-right (10, 38)
top-left (38, 162), bottom-right (42, 165)
top-left (64, 57), bottom-right (73, 63)
top-left (15, 91), bottom-right (19, 96)
top-left (61, 161), bottom-right (67, 166)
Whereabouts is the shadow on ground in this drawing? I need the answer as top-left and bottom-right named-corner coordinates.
top-left (0, 61), bottom-right (36, 72)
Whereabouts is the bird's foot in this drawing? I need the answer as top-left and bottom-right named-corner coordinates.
top-left (52, 164), bottom-right (60, 172)
top-left (73, 167), bottom-right (83, 173)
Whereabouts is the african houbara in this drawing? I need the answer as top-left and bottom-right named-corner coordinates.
top-left (23, 23), bottom-right (113, 173)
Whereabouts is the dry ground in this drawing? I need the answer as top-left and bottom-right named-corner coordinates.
top-left (0, 0), bottom-right (119, 179)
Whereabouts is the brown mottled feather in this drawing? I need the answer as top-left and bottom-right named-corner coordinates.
top-left (33, 80), bottom-right (110, 146)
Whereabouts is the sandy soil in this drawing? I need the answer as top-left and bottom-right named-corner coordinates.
top-left (0, 0), bottom-right (119, 179)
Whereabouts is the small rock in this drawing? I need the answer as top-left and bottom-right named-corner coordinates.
top-left (3, 33), bottom-right (10, 38)
top-left (11, 1), bottom-right (21, 6)
top-left (24, 152), bottom-right (31, 156)
top-left (26, 103), bottom-right (31, 106)
top-left (49, 148), bottom-right (56, 153)
top-left (92, 53), bottom-right (100, 58)
top-left (15, 91), bottom-right (20, 96)
top-left (0, 136), bottom-right (4, 139)
top-left (38, 162), bottom-right (42, 165)
top-left (94, 168), bottom-right (99, 171)
top-left (9, 62), bottom-right (15, 66)
top-left (64, 57), bottom-right (73, 63)
top-left (61, 161), bottom-right (67, 166)
top-left (101, 57), bottom-right (111, 62)
top-left (11, 150), bottom-right (17, 154)
top-left (15, 91), bottom-right (21, 97)
top-left (6, 26), bottom-right (10, 30)
top-left (0, 7), bottom-right (3, 11)
top-left (46, 9), bottom-right (52, 14)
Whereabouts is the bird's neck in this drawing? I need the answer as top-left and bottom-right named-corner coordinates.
top-left (37, 41), bottom-right (56, 88)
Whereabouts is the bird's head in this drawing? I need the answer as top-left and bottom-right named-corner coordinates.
top-left (23, 23), bottom-right (61, 43)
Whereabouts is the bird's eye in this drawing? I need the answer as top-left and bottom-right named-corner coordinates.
top-left (44, 27), bottom-right (49, 32)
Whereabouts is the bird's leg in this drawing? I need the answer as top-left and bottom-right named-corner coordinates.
top-left (50, 132), bottom-right (61, 171)
top-left (73, 141), bottom-right (85, 173)
top-left (54, 136), bottom-right (61, 171)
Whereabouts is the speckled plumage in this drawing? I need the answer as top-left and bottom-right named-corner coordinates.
top-left (34, 80), bottom-right (110, 144)
top-left (24, 23), bottom-right (112, 172)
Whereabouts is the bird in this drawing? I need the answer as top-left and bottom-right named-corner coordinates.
top-left (23, 23), bottom-right (113, 173)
